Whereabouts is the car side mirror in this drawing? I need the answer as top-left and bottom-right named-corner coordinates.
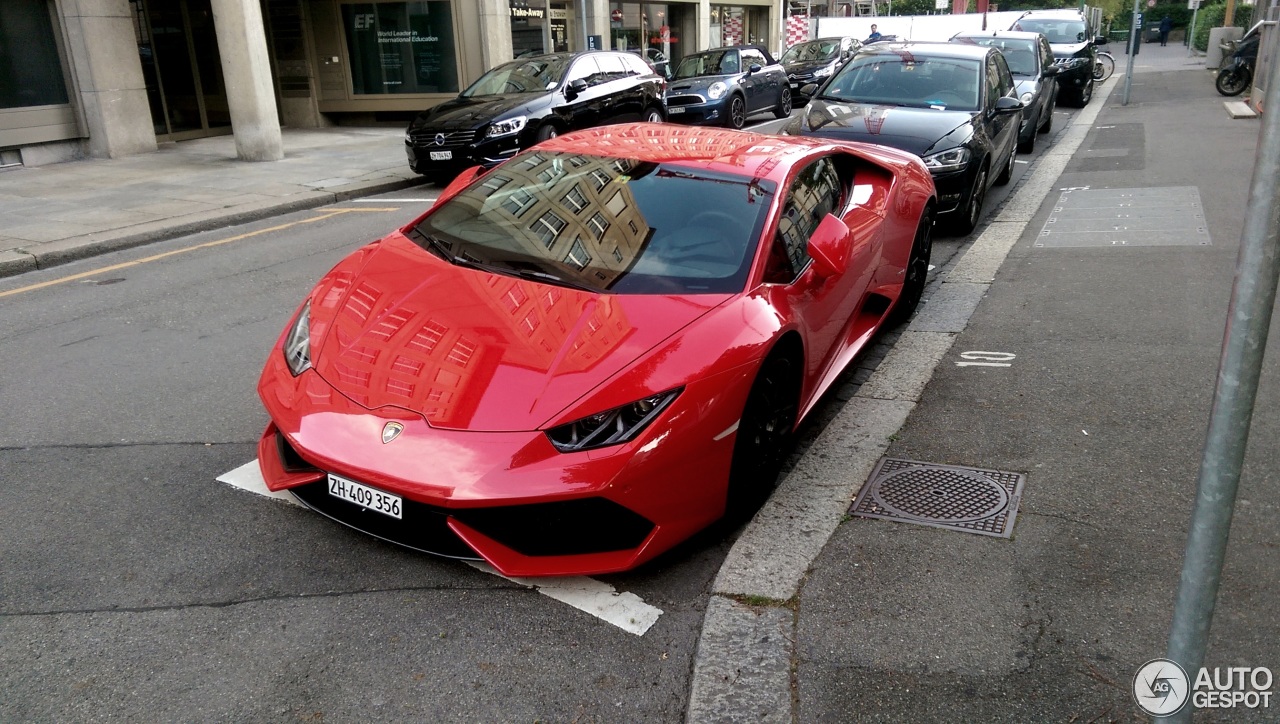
top-left (1042, 64), bottom-right (1060, 77)
top-left (807, 214), bottom-right (851, 278)
top-left (566, 78), bottom-right (588, 98)
top-left (994, 95), bottom-right (1024, 114)
top-left (748, 63), bottom-right (762, 74)
top-left (801, 82), bottom-right (819, 96)
top-left (1094, 35), bottom-right (1109, 45)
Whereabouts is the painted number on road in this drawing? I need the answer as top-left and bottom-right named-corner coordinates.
top-left (957, 351), bottom-right (1016, 368)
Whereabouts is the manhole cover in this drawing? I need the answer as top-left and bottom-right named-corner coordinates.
top-left (1034, 186), bottom-right (1210, 248)
top-left (851, 458), bottom-right (1026, 538)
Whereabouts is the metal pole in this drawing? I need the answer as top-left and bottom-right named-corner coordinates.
top-left (1188, 5), bottom-right (1199, 57)
top-left (1163, 28), bottom-right (1280, 724)
top-left (580, 0), bottom-right (588, 49)
top-left (1122, 0), bottom-right (1140, 105)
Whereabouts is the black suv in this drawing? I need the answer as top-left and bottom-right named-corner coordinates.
top-left (405, 51), bottom-right (666, 180)
top-left (1009, 9), bottom-right (1107, 106)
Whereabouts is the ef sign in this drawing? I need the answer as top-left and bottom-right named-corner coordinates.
top-left (353, 13), bottom-right (376, 29)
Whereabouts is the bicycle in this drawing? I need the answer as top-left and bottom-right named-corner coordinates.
top-left (1093, 51), bottom-right (1115, 82)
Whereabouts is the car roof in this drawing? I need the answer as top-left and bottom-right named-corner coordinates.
top-left (953, 30), bottom-right (1043, 42)
top-left (857, 41), bottom-right (993, 61)
top-left (1015, 9), bottom-right (1087, 20)
top-left (532, 124), bottom-right (901, 183)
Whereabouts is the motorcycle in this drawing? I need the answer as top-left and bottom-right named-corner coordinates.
top-left (1216, 27), bottom-right (1260, 97)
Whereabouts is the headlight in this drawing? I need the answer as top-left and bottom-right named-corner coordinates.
top-left (405, 131), bottom-right (412, 143)
top-left (283, 302), bottom-right (312, 376)
top-left (486, 116), bottom-right (527, 138)
top-left (921, 147), bottom-right (971, 173)
top-left (546, 388), bottom-right (682, 452)
top-left (1063, 57), bottom-right (1089, 69)
top-left (813, 65), bottom-right (834, 78)
top-left (707, 82), bottom-right (728, 100)
top-left (1020, 91), bottom-right (1035, 104)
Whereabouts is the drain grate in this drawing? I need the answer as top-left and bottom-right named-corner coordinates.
top-left (1034, 186), bottom-right (1210, 248)
top-left (850, 458), bottom-right (1026, 538)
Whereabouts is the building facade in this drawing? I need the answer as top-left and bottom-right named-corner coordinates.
top-left (2, 0), bottom-right (781, 168)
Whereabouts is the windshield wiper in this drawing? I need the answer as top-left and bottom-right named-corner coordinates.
top-left (507, 268), bottom-right (597, 293)
top-left (407, 228), bottom-right (457, 262)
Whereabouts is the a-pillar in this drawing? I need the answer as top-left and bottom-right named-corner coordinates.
top-left (209, 0), bottom-right (283, 161)
top-left (477, 0), bottom-right (514, 70)
top-left (58, 0), bottom-right (158, 158)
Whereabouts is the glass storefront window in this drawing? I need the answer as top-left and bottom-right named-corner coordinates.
top-left (0, 0), bottom-right (71, 109)
top-left (342, 2), bottom-right (459, 95)
top-left (510, 0), bottom-right (548, 57)
top-left (608, 2), bottom-right (690, 74)
top-left (709, 5), bottom-right (768, 48)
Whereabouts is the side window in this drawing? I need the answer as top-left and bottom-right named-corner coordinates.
top-left (984, 57), bottom-right (1002, 107)
top-left (741, 48), bottom-right (766, 69)
top-left (994, 54), bottom-right (1015, 96)
top-left (719, 50), bottom-right (741, 74)
top-left (566, 58), bottom-right (600, 86)
top-left (1040, 38), bottom-right (1054, 71)
top-left (764, 158), bottom-right (844, 284)
top-left (622, 53), bottom-right (649, 75)
top-left (596, 53), bottom-right (628, 82)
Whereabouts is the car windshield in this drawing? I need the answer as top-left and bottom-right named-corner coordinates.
top-left (412, 152), bottom-right (777, 294)
top-left (961, 38), bottom-right (1038, 76)
top-left (461, 56), bottom-right (570, 96)
top-left (822, 55), bottom-right (982, 111)
top-left (673, 50), bottom-right (740, 79)
top-left (781, 40), bottom-right (841, 64)
top-left (1012, 19), bottom-right (1088, 45)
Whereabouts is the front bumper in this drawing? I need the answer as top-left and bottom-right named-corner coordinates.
top-left (405, 128), bottom-right (523, 175)
top-left (664, 94), bottom-right (729, 125)
top-left (256, 347), bottom-right (749, 576)
top-left (928, 168), bottom-right (973, 214)
top-left (1055, 60), bottom-right (1092, 90)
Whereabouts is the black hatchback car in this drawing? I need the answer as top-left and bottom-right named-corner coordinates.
top-left (779, 37), bottom-right (860, 104)
top-left (1009, 9), bottom-right (1107, 107)
top-left (784, 42), bottom-right (1023, 235)
top-left (951, 30), bottom-right (1059, 153)
top-left (405, 51), bottom-right (666, 179)
top-left (663, 45), bottom-right (791, 128)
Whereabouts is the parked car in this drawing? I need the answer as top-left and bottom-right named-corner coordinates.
top-left (405, 51), bottom-right (666, 180)
top-left (951, 30), bottom-right (1060, 153)
top-left (780, 37), bottom-right (860, 104)
top-left (664, 45), bottom-right (791, 128)
top-left (256, 123), bottom-right (936, 577)
top-left (784, 41), bottom-right (1023, 235)
top-left (632, 47), bottom-right (671, 78)
top-left (1009, 9), bottom-right (1108, 107)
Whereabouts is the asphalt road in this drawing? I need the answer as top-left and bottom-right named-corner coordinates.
top-left (0, 105), bottom-right (1080, 720)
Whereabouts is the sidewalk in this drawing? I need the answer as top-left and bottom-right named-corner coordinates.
top-left (791, 43), bottom-right (1278, 720)
top-left (0, 127), bottom-right (425, 278)
top-left (683, 42), bottom-right (1277, 722)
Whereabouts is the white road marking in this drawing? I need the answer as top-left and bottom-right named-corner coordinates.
top-left (217, 460), bottom-right (303, 506)
top-left (217, 459), bottom-right (663, 635)
top-left (467, 562), bottom-right (664, 636)
top-left (350, 196), bottom-right (435, 203)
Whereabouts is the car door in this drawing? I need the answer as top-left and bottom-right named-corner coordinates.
top-left (983, 54), bottom-right (1017, 165)
top-left (595, 52), bottom-right (644, 122)
top-left (740, 47), bottom-right (772, 112)
top-left (557, 56), bottom-right (610, 131)
top-left (1038, 36), bottom-right (1058, 111)
top-left (761, 157), bottom-right (872, 382)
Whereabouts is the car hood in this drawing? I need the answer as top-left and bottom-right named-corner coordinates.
top-left (1014, 78), bottom-right (1042, 97)
top-left (795, 99), bottom-right (974, 156)
top-left (309, 233), bottom-right (730, 432)
top-left (1050, 42), bottom-right (1090, 58)
top-left (412, 93), bottom-right (544, 131)
top-left (784, 59), bottom-right (836, 75)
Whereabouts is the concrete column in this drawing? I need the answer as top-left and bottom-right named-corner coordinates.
top-left (57, 0), bottom-right (157, 158)
top-left (698, 0), bottom-right (712, 51)
top-left (582, 0), bottom-right (610, 48)
top-left (478, 0), bottom-right (515, 69)
top-left (209, 0), bottom-right (283, 161)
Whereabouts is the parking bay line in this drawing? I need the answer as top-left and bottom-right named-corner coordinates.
top-left (216, 459), bottom-right (664, 636)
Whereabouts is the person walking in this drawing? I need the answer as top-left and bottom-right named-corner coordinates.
top-left (1159, 15), bottom-right (1173, 46)
top-left (866, 24), bottom-right (882, 43)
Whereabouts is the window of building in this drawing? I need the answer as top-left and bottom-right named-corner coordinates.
top-left (566, 238), bottom-right (592, 269)
top-left (341, 2), bottom-right (460, 95)
top-left (480, 174), bottom-right (512, 196)
top-left (587, 212), bottom-right (609, 241)
top-left (500, 188), bottom-right (536, 216)
top-left (562, 185), bottom-right (588, 214)
top-left (0, 0), bottom-right (71, 109)
top-left (533, 210), bottom-right (567, 247)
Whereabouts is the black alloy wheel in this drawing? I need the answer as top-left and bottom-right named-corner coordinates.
top-left (1075, 77), bottom-right (1093, 106)
top-left (725, 352), bottom-right (801, 520)
top-left (644, 106), bottom-right (665, 122)
top-left (953, 165), bottom-right (988, 235)
top-left (726, 95), bottom-right (747, 129)
top-left (888, 206), bottom-right (935, 325)
top-left (774, 87), bottom-right (793, 119)
top-left (995, 145), bottom-right (1015, 186)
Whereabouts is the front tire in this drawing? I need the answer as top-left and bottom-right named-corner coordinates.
top-left (950, 165), bottom-right (988, 235)
top-left (995, 145), bottom-right (1015, 186)
top-left (725, 351), bottom-right (801, 520)
top-left (725, 94), bottom-right (747, 129)
top-left (535, 123), bottom-right (559, 142)
top-left (1071, 77), bottom-right (1094, 107)
top-left (773, 87), bottom-right (793, 119)
top-left (1038, 93), bottom-right (1055, 134)
top-left (1216, 67), bottom-right (1250, 96)
top-left (643, 106), bottom-right (664, 123)
top-left (888, 206), bottom-right (935, 326)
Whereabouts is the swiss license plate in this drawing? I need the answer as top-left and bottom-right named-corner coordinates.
top-left (667, 106), bottom-right (685, 114)
top-left (328, 473), bottom-right (402, 519)
top-left (429, 150), bottom-right (452, 161)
